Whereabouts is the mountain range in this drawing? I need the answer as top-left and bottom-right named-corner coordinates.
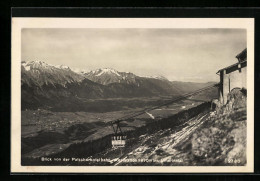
top-left (21, 61), bottom-right (217, 111)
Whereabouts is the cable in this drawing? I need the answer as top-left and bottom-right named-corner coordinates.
top-left (108, 84), bottom-right (217, 125)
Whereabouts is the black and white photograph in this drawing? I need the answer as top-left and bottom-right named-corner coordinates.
top-left (11, 18), bottom-right (254, 173)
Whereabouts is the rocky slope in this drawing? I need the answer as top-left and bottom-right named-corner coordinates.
top-left (189, 88), bottom-right (247, 165)
top-left (21, 61), bottom-right (85, 87)
top-left (101, 88), bottom-right (247, 166)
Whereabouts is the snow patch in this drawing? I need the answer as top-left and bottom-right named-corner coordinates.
top-left (24, 65), bottom-right (31, 71)
top-left (59, 65), bottom-right (69, 69)
top-left (143, 75), bottom-right (168, 81)
top-left (145, 112), bottom-right (155, 119)
top-left (22, 61), bottom-right (31, 71)
top-left (96, 68), bottom-right (121, 76)
top-left (54, 64), bottom-right (70, 70)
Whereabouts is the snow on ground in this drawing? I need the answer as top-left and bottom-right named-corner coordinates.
top-left (113, 112), bottom-right (209, 166)
top-left (145, 112), bottom-right (155, 119)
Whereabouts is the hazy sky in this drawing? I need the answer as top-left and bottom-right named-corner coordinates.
top-left (22, 28), bottom-right (246, 82)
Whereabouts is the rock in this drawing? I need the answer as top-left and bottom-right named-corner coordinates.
top-left (190, 87), bottom-right (247, 165)
top-left (227, 88), bottom-right (247, 110)
top-left (211, 99), bottom-right (222, 113)
top-left (191, 128), bottom-right (222, 162)
top-left (226, 122), bottom-right (246, 165)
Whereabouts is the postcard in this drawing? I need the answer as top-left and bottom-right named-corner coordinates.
top-left (11, 18), bottom-right (254, 173)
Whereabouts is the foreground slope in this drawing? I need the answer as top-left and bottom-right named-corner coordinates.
top-left (111, 88), bottom-right (247, 166)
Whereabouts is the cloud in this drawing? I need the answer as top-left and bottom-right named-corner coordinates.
top-left (22, 28), bottom-right (246, 82)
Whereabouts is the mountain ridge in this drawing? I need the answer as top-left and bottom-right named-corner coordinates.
top-left (21, 60), bottom-right (218, 111)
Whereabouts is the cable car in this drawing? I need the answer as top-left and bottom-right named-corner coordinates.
top-left (111, 120), bottom-right (127, 148)
top-left (111, 134), bottom-right (127, 148)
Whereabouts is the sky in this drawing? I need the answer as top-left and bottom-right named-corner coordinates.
top-left (22, 28), bottom-right (246, 82)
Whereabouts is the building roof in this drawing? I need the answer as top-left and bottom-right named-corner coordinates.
top-left (236, 48), bottom-right (247, 61)
top-left (216, 48), bottom-right (247, 74)
top-left (216, 60), bottom-right (246, 74)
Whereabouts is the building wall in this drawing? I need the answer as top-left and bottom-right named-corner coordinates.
top-left (219, 71), bottom-right (224, 104)
top-left (221, 66), bottom-right (247, 104)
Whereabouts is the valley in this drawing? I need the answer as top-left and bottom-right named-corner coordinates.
top-left (20, 60), bottom-right (220, 165)
top-left (21, 98), bottom-right (205, 158)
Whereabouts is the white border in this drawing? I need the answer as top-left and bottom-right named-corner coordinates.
top-left (11, 18), bottom-right (254, 173)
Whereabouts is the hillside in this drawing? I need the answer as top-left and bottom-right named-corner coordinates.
top-left (110, 88), bottom-right (247, 166)
top-left (21, 87), bottom-right (245, 166)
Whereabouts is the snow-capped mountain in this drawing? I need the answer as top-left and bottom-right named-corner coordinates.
top-left (21, 60), bottom-right (217, 111)
top-left (83, 68), bottom-right (137, 85)
top-left (143, 75), bottom-right (169, 81)
top-left (21, 60), bottom-right (84, 87)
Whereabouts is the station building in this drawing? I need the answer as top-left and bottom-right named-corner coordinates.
top-left (216, 48), bottom-right (247, 104)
